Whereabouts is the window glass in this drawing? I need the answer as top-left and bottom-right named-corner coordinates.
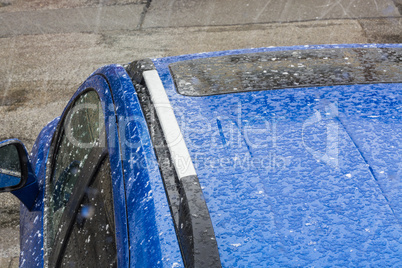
top-left (169, 47), bottom-right (402, 96)
top-left (49, 90), bottom-right (104, 244)
top-left (60, 157), bottom-right (117, 267)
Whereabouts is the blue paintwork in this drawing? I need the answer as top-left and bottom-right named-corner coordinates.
top-left (95, 65), bottom-right (183, 267)
top-left (20, 118), bottom-right (59, 267)
top-left (18, 66), bottom-right (183, 267)
top-left (12, 178), bottom-right (39, 211)
top-left (153, 44), bottom-right (402, 266)
top-left (18, 74), bottom-right (133, 267)
top-left (12, 44), bottom-right (401, 267)
top-left (0, 173), bottom-right (20, 188)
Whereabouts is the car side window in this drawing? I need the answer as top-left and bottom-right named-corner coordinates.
top-left (49, 90), bottom-right (104, 245)
top-left (60, 157), bottom-right (117, 267)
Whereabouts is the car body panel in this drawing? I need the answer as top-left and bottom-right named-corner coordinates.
top-left (152, 44), bottom-right (402, 266)
top-left (14, 44), bottom-right (401, 267)
top-left (20, 117), bottom-right (59, 267)
top-left (94, 66), bottom-right (183, 267)
top-left (19, 67), bottom-right (183, 267)
top-left (20, 73), bottom-right (134, 267)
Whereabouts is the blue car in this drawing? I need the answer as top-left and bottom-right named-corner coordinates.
top-left (0, 44), bottom-right (401, 267)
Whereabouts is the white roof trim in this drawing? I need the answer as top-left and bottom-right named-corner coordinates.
top-left (143, 70), bottom-right (197, 179)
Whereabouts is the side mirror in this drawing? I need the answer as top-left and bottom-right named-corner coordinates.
top-left (0, 139), bottom-right (39, 210)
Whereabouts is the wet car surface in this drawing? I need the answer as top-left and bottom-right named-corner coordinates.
top-left (0, 44), bottom-right (401, 267)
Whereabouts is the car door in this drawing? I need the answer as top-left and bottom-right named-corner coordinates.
top-left (14, 65), bottom-right (179, 267)
top-left (0, 65), bottom-right (181, 267)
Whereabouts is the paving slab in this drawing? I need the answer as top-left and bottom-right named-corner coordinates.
top-left (0, 3), bottom-right (145, 37)
top-left (0, 0), bottom-right (145, 12)
top-left (144, 0), bottom-right (400, 28)
top-left (359, 17), bottom-right (402, 43)
top-left (0, 204), bottom-right (19, 268)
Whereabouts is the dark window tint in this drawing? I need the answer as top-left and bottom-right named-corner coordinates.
top-left (50, 90), bottom-right (104, 245)
top-left (169, 47), bottom-right (402, 96)
top-left (60, 157), bottom-right (116, 268)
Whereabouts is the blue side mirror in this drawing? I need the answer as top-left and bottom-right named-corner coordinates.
top-left (0, 139), bottom-right (39, 210)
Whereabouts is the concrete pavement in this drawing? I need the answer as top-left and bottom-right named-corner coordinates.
top-left (0, 0), bottom-right (401, 266)
top-left (0, 4), bottom-right (145, 36)
top-left (143, 0), bottom-right (400, 27)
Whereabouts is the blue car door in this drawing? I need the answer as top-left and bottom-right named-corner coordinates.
top-left (19, 74), bottom-right (129, 267)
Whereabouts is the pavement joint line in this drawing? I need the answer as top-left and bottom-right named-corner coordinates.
top-left (140, 16), bottom-right (402, 30)
top-left (1, 5), bottom-right (400, 37)
top-left (1, 16), bottom-right (400, 39)
top-left (137, 0), bottom-right (153, 30)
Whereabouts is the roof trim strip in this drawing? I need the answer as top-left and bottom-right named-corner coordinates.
top-left (143, 70), bottom-right (197, 179)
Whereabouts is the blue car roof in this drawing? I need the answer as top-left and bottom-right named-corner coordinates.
top-left (150, 44), bottom-right (402, 266)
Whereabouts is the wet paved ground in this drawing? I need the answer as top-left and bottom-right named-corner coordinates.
top-left (0, 0), bottom-right (401, 266)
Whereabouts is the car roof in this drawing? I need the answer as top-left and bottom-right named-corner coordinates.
top-left (129, 44), bottom-right (402, 266)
